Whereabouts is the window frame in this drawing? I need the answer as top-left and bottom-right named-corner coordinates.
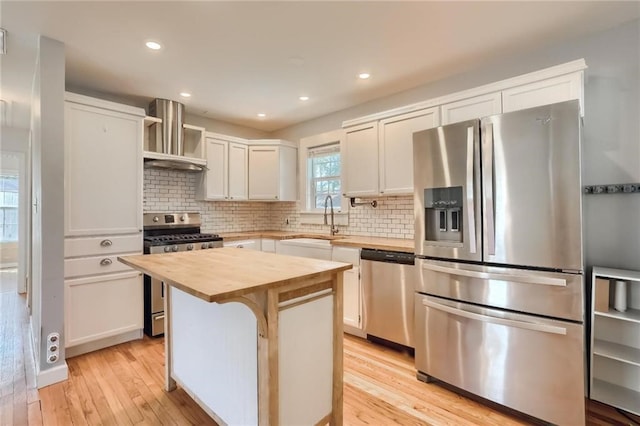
top-left (298, 129), bottom-right (349, 225)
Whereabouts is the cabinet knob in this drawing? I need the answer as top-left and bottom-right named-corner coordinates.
top-left (230, 197), bottom-right (233, 200)
top-left (100, 258), bottom-right (113, 266)
top-left (100, 239), bottom-right (113, 247)
top-left (275, 196), bottom-right (279, 199)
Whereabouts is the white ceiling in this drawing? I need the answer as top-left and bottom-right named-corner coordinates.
top-left (1, 1), bottom-right (639, 132)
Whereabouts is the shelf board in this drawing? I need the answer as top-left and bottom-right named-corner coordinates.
top-left (593, 340), bottom-right (640, 367)
top-left (593, 266), bottom-right (640, 282)
top-left (594, 307), bottom-right (640, 324)
top-left (591, 379), bottom-right (640, 416)
top-left (144, 116), bottom-right (162, 127)
top-left (143, 151), bottom-right (207, 166)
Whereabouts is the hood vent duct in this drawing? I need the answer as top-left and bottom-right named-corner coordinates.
top-left (145, 99), bottom-right (205, 172)
top-left (149, 99), bottom-right (184, 156)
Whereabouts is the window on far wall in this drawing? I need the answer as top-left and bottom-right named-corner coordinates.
top-left (307, 143), bottom-right (341, 211)
top-left (0, 175), bottom-right (18, 242)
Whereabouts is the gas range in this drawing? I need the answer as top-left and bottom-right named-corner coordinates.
top-left (142, 212), bottom-right (223, 337)
top-left (142, 212), bottom-right (223, 254)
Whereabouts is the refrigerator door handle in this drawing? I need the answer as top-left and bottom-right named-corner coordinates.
top-left (420, 262), bottom-right (567, 287)
top-left (484, 122), bottom-right (496, 255)
top-left (466, 126), bottom-right (477, 254)
top-left (422, 298), bottom-right (567, 335)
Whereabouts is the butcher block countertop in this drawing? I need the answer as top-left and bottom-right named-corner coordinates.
top-left (119, 248), bottom-right (352, 303)
top-left (219, 231), bottom-right (414, 253)
top-left (330, 236), bottom-right (414, 252)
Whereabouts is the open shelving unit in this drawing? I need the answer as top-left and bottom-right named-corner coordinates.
top-left (142, 116), bottom-right (206, 165)
top-left (590, 266), bottom-right (640, 416)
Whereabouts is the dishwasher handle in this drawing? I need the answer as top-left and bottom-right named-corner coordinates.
top-left (360, 248), bottom-right (415, 265)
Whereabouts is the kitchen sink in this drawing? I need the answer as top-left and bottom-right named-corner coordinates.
top-left (277, 238), bottom-right (333, 260)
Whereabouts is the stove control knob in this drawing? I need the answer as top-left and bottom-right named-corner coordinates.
top-left (201, 243), bottom-right (208, 249)
top-left (208, 242), bottom-right (216, 248)
top-left (164, 246), bottom-right (171, 253)
top-left (153, 216), bottom-right (159, 222)
top-left (172, 245), bottom-right (179, 252)
top-left (180, 214), bottom-right (187, 222)
top-left (186, 244), bottom-right (194, 251)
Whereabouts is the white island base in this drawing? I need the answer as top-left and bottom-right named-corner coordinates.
top-left (171, 285), bottom-right (335, 425)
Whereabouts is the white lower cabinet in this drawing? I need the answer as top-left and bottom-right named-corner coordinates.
top-left (261, 238), bottom-right (276, 253)
top-left (331, 247), bottom-right (362, 332)
top-left (224, 239), bottom-right (261, 250)
top-left (65, 271), bottom-right (143, 348)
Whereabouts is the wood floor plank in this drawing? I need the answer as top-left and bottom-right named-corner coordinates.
top-left (27, 401), bottom-right (43, 426)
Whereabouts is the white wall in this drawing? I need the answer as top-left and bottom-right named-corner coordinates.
top-left (30, 36), bottom-right (67, 385)
top-left (272, 19), bottom-right (640, 272)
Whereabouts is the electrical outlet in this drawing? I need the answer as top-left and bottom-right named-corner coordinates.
top-left (47, 332), bottom-right (60, 344)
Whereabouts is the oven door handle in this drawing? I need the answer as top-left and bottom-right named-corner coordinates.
top-left (422, 298), bottom-right (567, 335)
top-left (421, 262), bottom-right (567, 287)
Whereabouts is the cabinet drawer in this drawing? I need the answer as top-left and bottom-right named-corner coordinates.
top-left (65, 252), bottom-right (138, 278)
top-left (65, 234), bottom-right (142, 257)
top-left (65, 271), bottom-right (143, 347)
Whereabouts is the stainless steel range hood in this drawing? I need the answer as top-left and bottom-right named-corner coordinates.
top-left (144, 99), bottom-right (205, 172)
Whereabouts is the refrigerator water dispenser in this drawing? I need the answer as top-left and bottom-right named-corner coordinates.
top-left (424, 186), bottom-right (463, 243)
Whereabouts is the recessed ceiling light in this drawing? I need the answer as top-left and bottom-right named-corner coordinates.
top-left (180, 92), bottom-right (191, 98)
top-left (358, 73), bottom-right (371, 79)
top-left (257, 113), bottom-right (266, 118)
top-left (145, 41), bottom-right (162, 50)
top-left (299, 96), bottom-right (309, 101)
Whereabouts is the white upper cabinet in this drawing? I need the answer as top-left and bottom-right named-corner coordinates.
top-left (248, 142), bottom-right (297, 201)
top-left (197, 134), bottom-right (249, 201)
top-left (379, 107), bottom-right (440, 195)
top-left (65, 95), bottom-right (144, 236)
top-left (201, 137), bottom-right (228, 200)
top-left (342, 121), bottom-right (379, 197)
top-left (228, 142), bottom-right (248, 201)
top-left (440, 92), bottom-right (502, 125)
top-left (502, 72), bottom-right (584, 114)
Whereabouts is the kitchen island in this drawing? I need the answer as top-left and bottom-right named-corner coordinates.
top-left (119, 248), bottom-right (352, 425)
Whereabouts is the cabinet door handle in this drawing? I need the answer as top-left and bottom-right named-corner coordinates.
top-left (100, 258), bottom-right (113, 266)
top-left (100, 239), bottom-right (113, 247)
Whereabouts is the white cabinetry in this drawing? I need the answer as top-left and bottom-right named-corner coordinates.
top-left (228, 142), bottom-right (249, 200)
top-left (342, 122), bottom-right (379, 197)
top-left (378, 107), bottom-right (440, 195)
top-left (331, 247), bottom-right (362, 333)
top-left (502, 72), bottom-right (583, 114)
top-left (261, 239), bottom-right (276, 253)
top-left (590, 267), bottom-right (640, 416)
top-left (65, 98), bottom-right (142, 236)
top-left (248, 141), bottom-right (297, 201)
top-left (224, 240), bottom-right (261, 250)
top-left (64, 93), bottom-right (144, 355)
top-left (197, 134), bottom-right (249, 201)
top-left (440, 92), bottom-right (502, 125)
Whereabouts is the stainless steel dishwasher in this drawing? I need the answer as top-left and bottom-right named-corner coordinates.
top-left (361, 248), bottom-right (415, 348)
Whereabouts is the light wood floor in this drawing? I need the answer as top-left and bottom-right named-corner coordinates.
top-left (2, 281), bottom-right (639, 425)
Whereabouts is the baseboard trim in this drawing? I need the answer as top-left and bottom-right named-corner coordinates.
top-left (65, 329), bottom-right (143, 358)
top-left (344, 325), bottom-right (366, 338)
top-left (37, 362), bottom-right (69, 388)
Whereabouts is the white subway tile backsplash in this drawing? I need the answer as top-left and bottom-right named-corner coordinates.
top-left (144, 169), bottom-right (414, 238)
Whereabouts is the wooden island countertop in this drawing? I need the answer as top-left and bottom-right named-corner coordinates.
top-left (119, 247), bottom-right (352, 303)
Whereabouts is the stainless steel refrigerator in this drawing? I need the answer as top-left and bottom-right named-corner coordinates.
top-left (413, 100), bottom-right (585, 425)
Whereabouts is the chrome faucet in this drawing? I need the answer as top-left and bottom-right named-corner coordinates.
top-left (323, 195), bottom-right (339, 236)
